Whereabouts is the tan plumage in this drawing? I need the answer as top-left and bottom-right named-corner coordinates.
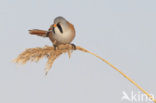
top-left (29, 16), bottom-right (76, 48)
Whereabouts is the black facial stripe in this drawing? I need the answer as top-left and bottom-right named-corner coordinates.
top-left (57, 23), bottom-right (63, 33)
top-left (52, 27), bottom-right (55, 34)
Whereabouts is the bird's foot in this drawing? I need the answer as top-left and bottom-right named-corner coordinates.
top-left (53, 45), bottom-right (58, 50)
top-left (71, 43), bottom-right (76, 50)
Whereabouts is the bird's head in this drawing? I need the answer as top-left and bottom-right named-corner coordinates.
top-left (52, 16), bottom-right (70, 34)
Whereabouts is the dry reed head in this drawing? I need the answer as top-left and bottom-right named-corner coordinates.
top-left (14, 44), bottom-right (88, 75)
top-left (13, 41), bottom-right (156, 102)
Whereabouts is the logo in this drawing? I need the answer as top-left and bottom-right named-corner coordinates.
top-left (121, 90), bottom-right (155, 103)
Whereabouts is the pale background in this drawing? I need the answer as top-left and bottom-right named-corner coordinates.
top-left (0, 0), bottom-right (156, 103)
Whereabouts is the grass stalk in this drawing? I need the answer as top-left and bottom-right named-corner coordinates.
top-left (14, 43), bottom-right (156, 103)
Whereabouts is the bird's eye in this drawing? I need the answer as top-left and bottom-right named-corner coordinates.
top-left (57, 23), bottom-right (63, 33)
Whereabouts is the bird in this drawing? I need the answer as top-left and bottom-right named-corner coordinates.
top-left (29, 16), bottom-right (76, 50)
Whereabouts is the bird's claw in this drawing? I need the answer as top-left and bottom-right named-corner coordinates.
top-left (71, 43), bottom-right (76, 50)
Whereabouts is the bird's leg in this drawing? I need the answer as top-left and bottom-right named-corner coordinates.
top-left (71, 43), bottom-right (76, 50)
top-left (53, 40), bottom-right (58, 50)
top-left (53, 44), bottom-right (57, 50)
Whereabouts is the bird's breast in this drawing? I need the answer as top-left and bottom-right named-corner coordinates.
top-left (52, 28), bottom-right (75, 44)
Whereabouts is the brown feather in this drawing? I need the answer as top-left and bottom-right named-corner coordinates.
top-left (29, 29), bottom-right (48, 37)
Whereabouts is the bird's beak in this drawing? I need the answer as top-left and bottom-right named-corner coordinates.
top-left (53, 24), bottom-right (57, 27)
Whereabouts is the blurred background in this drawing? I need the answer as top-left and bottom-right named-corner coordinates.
top-left (0, 0), bottom-right (156, 103)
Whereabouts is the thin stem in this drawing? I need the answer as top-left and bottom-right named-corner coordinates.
top-left (84, 49), bottom-right (156, 103)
